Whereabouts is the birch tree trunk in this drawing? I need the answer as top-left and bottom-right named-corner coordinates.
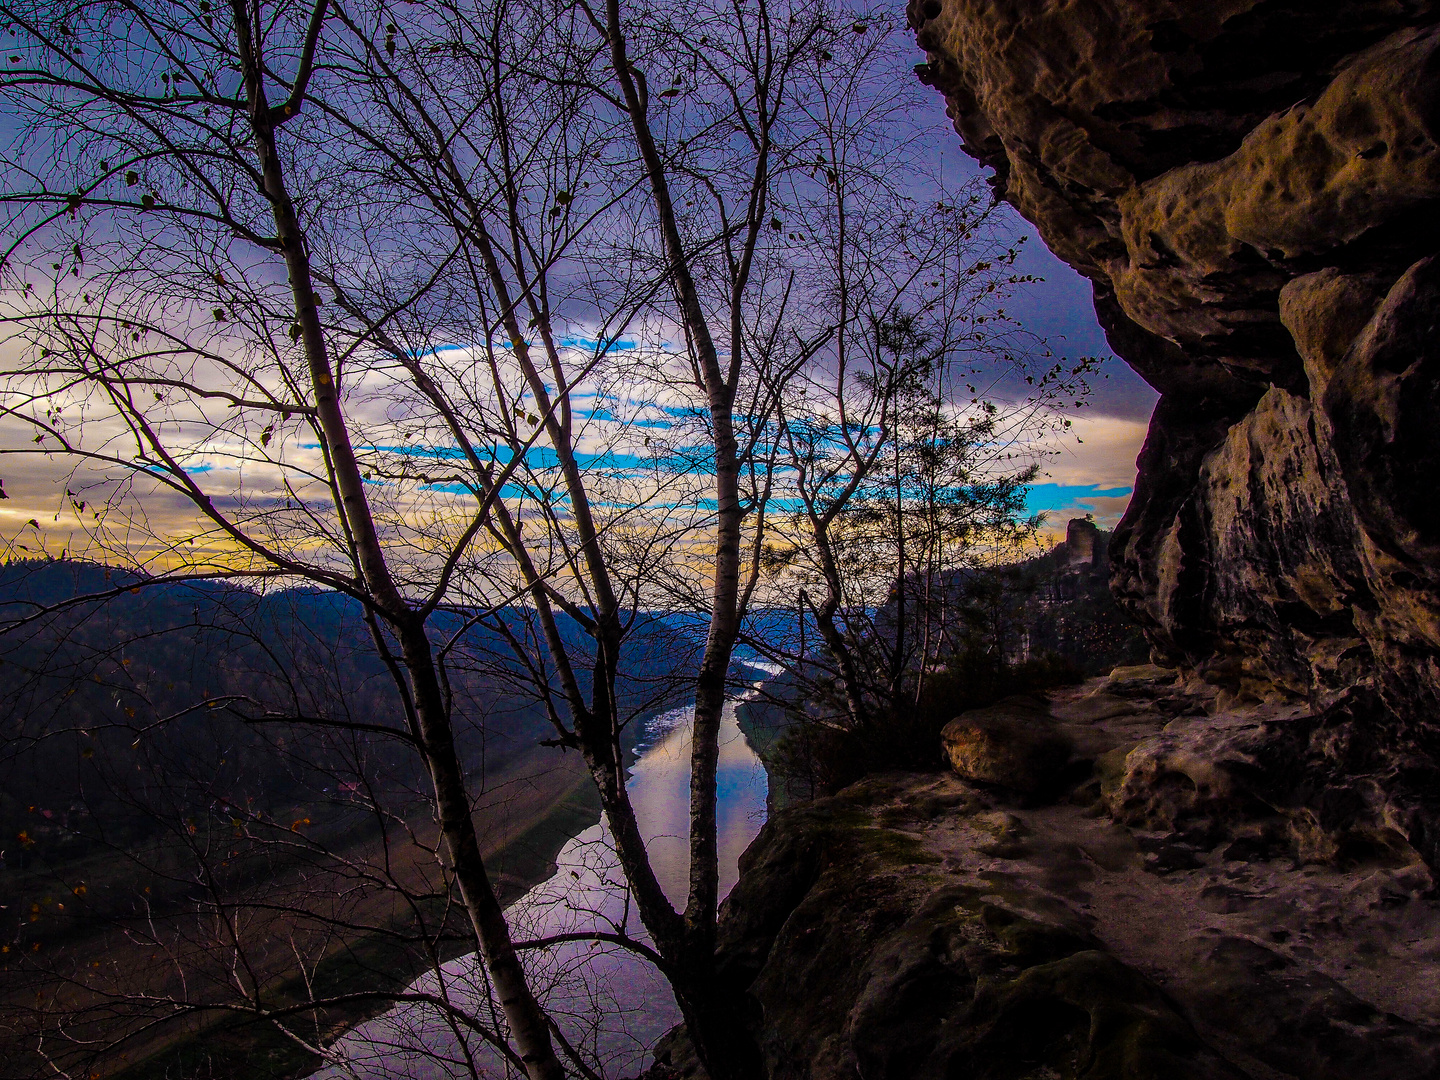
top-left (235, 5), bottom-right (563, 1074)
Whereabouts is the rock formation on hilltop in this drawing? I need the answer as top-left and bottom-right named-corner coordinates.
top-left (1052, 516), bottom-right (1099, 574)
top-left (909, 0), bottom-right (1440, 864)
top-left (1007, 519), bottom-right (1151, 673)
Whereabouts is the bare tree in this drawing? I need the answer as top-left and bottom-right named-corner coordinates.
top-left (0, 1), bottom-right (567, 1075)
top-left (0, 0), bottom-right (1088, 1076)
top-left (764, 296), bottom-right (1067, 729)
top-left (735, 80), bottom-right (1098, 788)
top-left (227, 2), bottom-right (939, 1074)
top-left (306, 2), bottom-right (990, 1073)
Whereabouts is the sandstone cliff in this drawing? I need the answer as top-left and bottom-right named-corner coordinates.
top-left (910, 0), bottom-right (1440, 864)
top-left (645, 672), bottom-right (1440, 1080)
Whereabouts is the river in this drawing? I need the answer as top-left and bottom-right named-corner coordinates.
top-left (312, 684), bottom-right (771, 1079)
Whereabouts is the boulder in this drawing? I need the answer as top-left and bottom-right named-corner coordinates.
top-left (941, 695), bottom-right (1074, 795)
top-left (1103, 708), bottom-right (1300, 833)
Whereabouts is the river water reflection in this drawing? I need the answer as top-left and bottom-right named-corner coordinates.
top-left (313, 691), bottom-right (769, 1079)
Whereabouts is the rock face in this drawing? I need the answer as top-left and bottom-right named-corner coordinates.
top-left (1053, 516), bottom-right (1099, 571)
top-left (909, 0), bottom-right (1440, 864)
top-left (645, 674), bottom-right (1440, 1080)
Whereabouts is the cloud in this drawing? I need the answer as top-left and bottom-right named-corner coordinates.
top-left (1038, 493), bottom-right (1132, 531)
top-left (1019, 411), bottom-right (1152, 540)
top-left (1040, 412), bottom-right (1149, 490)
top-left (1025, 484), bottom-right (1132, 532)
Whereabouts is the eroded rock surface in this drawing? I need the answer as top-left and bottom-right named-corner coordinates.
top-left (644, 674), bottom-right (1440, 1080)
top-left (909, 0), bottom-right (1440, 865)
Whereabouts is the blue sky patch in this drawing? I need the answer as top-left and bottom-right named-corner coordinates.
top-left (1023, 482), bottom-right (1132, 517)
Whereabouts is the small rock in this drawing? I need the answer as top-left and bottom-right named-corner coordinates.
top-left (941, 696), bottom-right (1074, 796)
top-left (1139, 835), bottom-right (1205, 875)
top-left (1222, 833), bottom-right (1286, 863)
top-left (972, 810), bottom-right (1032, 858)
top-left (1198, 884), bottom-right (1268, 914)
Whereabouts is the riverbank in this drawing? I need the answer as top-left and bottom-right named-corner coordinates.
top-left (310, 693), bottom-right (771, 1079)
top-left (107, 749), bottom-right (601, 1080)
top-left (733, 664), bottom-right (803, 814)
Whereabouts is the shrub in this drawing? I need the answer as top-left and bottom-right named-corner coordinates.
top-left (770, 649), bottom-right (1083, 797)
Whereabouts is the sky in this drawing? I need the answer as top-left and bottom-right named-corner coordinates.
top-left (1001, 234), bottom-right (1157, 534)
top-left (925, 160), bottom-right (1157, 533)
top-left (0, 10), bottom-right (1160, 565)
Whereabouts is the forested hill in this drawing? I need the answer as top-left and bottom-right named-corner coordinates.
top-left (0, 557), bottom-right (698, 879)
